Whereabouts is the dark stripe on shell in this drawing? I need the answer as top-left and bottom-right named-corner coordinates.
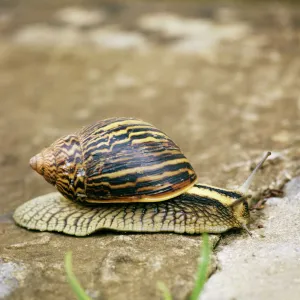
top-left (43, 118), bottom-right (196, 203)
top-left (87, 170), bottom-right (195, 199)
top-left (79, 118), bottom-right (197, 202)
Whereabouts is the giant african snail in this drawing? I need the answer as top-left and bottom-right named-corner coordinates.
top-left (13, 117), bottom-right (270, 236)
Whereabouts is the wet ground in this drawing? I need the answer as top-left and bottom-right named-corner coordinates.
top-left (0, 1), bottom-right (299, 299)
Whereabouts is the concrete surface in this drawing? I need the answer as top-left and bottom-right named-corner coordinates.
top-left (202, 177), bottom-right (300, 300)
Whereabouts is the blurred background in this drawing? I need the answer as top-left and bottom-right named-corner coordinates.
top-left (0, 1), bottom-right (299, 300)
top-left (0, 0), bottom-right (299, 212)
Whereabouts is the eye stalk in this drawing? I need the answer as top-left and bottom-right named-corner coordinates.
top-left (239, 151), bottom-right (271, 194)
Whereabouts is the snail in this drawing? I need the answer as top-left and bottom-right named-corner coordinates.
top-left (13, 117), bottom-right (270, 236)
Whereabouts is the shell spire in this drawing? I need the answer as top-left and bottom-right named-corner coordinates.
top-left (30, 134), bottom-right (87, 202)
top-left (29, 148), bottom-right (57, 185)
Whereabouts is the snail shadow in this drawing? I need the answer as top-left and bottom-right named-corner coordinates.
top-left (12, 220), bottom-right (245, 241)
top-left (0, 212), bottom-right (15, 224)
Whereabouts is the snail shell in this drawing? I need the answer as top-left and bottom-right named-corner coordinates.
top-left (30, 118), bottom-right (197, 203)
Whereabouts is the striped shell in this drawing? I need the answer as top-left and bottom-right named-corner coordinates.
top-left (30, 118), bottom-right (197, 203)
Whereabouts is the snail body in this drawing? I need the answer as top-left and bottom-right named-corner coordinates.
top-left (13, 117), bottom-right (270, 236)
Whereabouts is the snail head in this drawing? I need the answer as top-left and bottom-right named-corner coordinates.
top-left (230, 151), bottom-right (271, 236)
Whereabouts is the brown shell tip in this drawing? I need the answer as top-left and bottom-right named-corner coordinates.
top-left (29, 156), bottom-right (37, 170)
top-left (29, 153), bottom-right (43, 175)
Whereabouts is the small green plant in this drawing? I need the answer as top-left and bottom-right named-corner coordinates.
top-left (157, 281), bottom-right (173, 300)
top-left (65, 233), bottom-right (211, 300)
top-left (64, 251), bottom-right (92, 300)
top-left (190, 233), bottom-right (210, 300)
top-left (158, 233), bottom-right (211, 300)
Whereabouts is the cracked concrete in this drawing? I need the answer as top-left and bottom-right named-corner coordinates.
top-left (202, 177), bottom-right (300, 300)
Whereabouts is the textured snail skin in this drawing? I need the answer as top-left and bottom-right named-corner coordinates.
top-left (30, 118), bottom-right (197, 204)
top-left (13, 185), bottom-right (248, 236)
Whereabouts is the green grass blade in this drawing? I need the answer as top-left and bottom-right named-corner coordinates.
top-left (157, 281), bottom-right (173, 300)
top-left (190, 233), bottom-right (211, 300)
top-left (64, 251), bottom-right (92, 300)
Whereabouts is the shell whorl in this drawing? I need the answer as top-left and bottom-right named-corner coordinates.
top-left (30, 134), bottom-right (86, 202)
top-left (52, 134), bottom-right (86, 201)
top-left (79, 118), bottom-right (197, 203)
